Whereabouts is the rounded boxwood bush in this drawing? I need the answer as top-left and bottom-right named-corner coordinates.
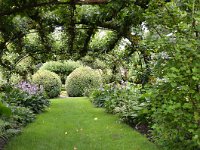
top-left (40, 60), bottom-right (82, 84)
top-left (32, 70), bottom-right (62, 98)
top-left (65, 67), bottom-right (102, 97)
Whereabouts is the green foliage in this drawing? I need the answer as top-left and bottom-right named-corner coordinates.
top-left (1, 84), bottom-right (25, 105)
top-left (0, 106), bottom-right (35, 140)
top-left (10, 106), bottom-right (35, 127)
top-left (89, 30), bottom-right (119, 52)
top-left (90, 69), bottom-right (113, 84)
top-left (65, 67), bottom-right (102, 97)
top-left (81, 56), bottom-right (112, 83)
top-left (142, 1), bottom-right (200, 149)
top-left (15, 56), bottom-right (36, 80)
top-left (147, 80), bottom-right (200, 149)
top-left (0, 101), bottom-right (11, 117)
top-left (81, 56), bottom-right (107, 70)
top-left (0, 0), bottom-right (144, 81)
top-left (9, 73), bottom-right (23, 84)
top-left (40, 60), bottom-right (83, 84)
top-left (0, 0), bottom-right (199, 149)
top-left (63, 60), bottom-right (83, 75)
top-left (101, 69), bottom-right (113, 84)
top-left (0, 119), bottom-right (19, 139)
top-left (1, 83), bottom-right (49, 114)
top-left (25, 94), bottom-right (50, 114)
top-left (0, 119), bottom-right (7, 137)
top-left (0, 82), bottom-right (49, 143)
top-left (89, 84), bottom-right (111, 107)
top-left (32, 70), bottom-right (62, 98)
top-left (90, 83), bottom-right (151, 125)
top-left (93, 59), bottom-right (108, 70)
top-left (0, 71), bottom-right (5, 84)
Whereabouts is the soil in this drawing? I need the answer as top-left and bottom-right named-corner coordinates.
top-left (0, 137), bottom-right (8, 150)
top-left (127, 122), bottom-right (153, 141)
top-left (135, 123), bottom-right (152, 139)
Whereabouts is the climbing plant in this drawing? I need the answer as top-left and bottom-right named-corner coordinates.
top-left (0, 0), bottom-right (147, 79)
top-left (0, 0), bottom-right (199, 149)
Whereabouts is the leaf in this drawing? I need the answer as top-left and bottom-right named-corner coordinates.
top-left (192, 76), bottom-right (199, 81)
top-left (170, 67), bottom-right (179, 73)
top-left (171, 82), bottom-right (177, 87)
top-left (183, 103), bottom-right (192, 109)
top-left (194, 112), bottom-right (200, 123)
top-left (0, 102), bottom-right (11, 117)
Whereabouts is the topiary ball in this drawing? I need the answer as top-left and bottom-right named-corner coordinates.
top-left (65, 67), bottom-right (102, 97)
top-left (39, 60), bottom-right (82, 84)
top-left (32, 70), bottom-right (62, 98)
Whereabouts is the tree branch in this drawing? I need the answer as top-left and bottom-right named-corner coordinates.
top-left (0, 0), bottom-right (108, 17)
top-left (80, 27), bottom-right (95, 56)
top-left (67, 3), bottom-right (76, 55)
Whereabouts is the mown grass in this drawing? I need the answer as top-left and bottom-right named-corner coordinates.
top-left (5, 97), bottom-right (158, 150)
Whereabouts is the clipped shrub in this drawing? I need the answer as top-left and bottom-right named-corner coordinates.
top-left (32, 70), bottom-right (62, 98)
top-left (63, 60), bottom-right (83, 75)
top-left (40, 60), bottom-right (82, 84)
top-left (65, 67), bottom-right (102, 97)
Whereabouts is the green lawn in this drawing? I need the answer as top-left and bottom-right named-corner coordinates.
top-left (5, 98), bottom-right (158, 150)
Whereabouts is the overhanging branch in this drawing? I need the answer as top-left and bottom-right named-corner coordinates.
top-left (79, 27), bottom-right (95, 57)
top-left (67, 3), bottom-right (76, 55)
top-left (0, 0), bottom-right (108, 17)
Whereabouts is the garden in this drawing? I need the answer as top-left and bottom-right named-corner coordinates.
top-left (0, 0), bottom-right (199, 150)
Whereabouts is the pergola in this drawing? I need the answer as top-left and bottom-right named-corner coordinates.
top-left (0, 0), bottom-right (142, 71)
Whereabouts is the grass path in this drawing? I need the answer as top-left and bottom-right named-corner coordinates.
top-left (5, 98), bottom-right (158, 150)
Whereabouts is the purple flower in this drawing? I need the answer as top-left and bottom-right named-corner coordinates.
top-left (16, 81), bottom-right (44, 95)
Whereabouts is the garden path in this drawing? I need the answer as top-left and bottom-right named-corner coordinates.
top-left (5, 98), bottom-right (158, 150)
